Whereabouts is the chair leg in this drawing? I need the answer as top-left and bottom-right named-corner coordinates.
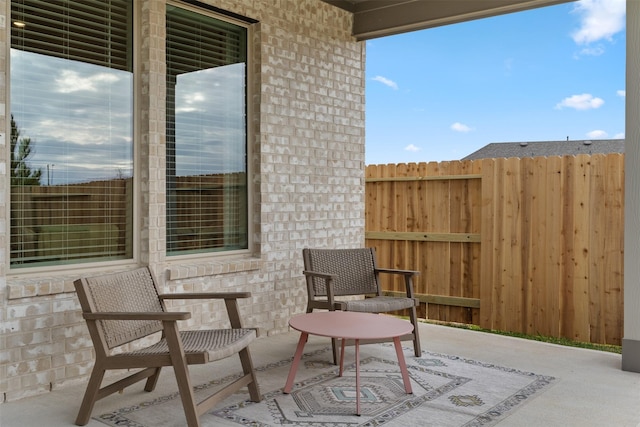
top-left (165, 324), bottom-right (200, 427)
top-left (75, 365), bottom-right (106, 426)
top-left (144, 367), bottom-right (163, 392)
top-left (172, 360), bottom-right (200, 427)
top-left (409, 306), bottom-right (422, 357)
top-left (308, 306), bottom-right (340, 365)
top-left (331, 337), bottom-right (340, 365)
top-left (238, 347), bottom-right (261, 402)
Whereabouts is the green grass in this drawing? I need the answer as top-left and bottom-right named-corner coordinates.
top-left (423, 320), bottom-right (622, 354)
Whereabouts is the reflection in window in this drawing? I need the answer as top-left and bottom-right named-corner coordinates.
top-left (166, 5), bottom-right (248, 255)
top-left (10, 0), bottom-right (133, 267)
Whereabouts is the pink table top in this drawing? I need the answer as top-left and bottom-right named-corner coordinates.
top-left (288, 311), bottom-right (413, 340)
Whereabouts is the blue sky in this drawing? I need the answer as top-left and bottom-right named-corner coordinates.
top-left (364, 0), bottom-right (627, 164)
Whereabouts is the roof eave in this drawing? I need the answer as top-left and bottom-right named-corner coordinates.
top-left (322, 0), bottom-right (577, 41)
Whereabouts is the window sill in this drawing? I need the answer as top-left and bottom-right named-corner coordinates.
top-left (166, 256), bottom-right (263, 280)
top-left (6, 257), bottom-right (263, 300)
top-left (7, 275), bottom-right (78, 300)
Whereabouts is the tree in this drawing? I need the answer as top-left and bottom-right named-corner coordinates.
top-left (10, 114), bottom-right (42, 186)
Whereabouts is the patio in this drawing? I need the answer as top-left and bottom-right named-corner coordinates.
top-left (1, 320), bottom-right (639, 427)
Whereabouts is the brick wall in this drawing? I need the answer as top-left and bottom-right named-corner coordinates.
top-left (0, 0), bottom-right (365, 401)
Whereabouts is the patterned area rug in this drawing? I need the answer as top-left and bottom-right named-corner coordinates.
top-left (96, 344), bottom-right (555, 427)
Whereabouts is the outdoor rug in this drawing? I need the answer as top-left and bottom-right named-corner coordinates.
top-left (96, 344), bottom-right (555, 427)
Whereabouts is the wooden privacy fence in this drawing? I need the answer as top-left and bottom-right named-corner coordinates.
top-left (365, 153), bottom-right (624, 346)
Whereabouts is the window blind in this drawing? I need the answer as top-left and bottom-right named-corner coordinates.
top-left (166, 4), bottom-right (249, 255)
top-left (10, 0), bottom-right (134, 267)
top-left (11, 0), bottom-right (131, 71)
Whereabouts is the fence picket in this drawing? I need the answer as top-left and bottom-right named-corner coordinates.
top-left (366, 153), bottom-right (624, 346)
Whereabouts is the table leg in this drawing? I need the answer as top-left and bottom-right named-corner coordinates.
top-left (393, 336), bottom-right (413, 394)
top-left (355, 339), bottom-right (360, 416)
top-left (339, 338), bottom-right (346, 376)
top-left (283, 332), bottom-right (308, 393)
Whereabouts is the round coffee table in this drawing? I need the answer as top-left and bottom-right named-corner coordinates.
top-left (283, 311), bottom-right (414, 415)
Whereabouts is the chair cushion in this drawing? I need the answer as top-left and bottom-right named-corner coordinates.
top-left (343, 296), bottom-right (417, 313)
top-left (126, 328), bottom-right (256, 361)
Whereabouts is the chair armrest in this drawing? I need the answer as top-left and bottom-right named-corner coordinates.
top-left (160, 292), bottom-right (254, 329)
top-left (160, 292), bottom-right (252, 301)
top-left (302, 270), bottom-right (334, 280)
top-left (375, 267), bottom-right (420, 276)
top-left (83, 311), bottom-right (191, 321)
top-left (303, 270), bottom-right (337, 308)
top-left (160, 293), bottom-right (253, 328)
top-left (375, 268), bottom-right (419, 299)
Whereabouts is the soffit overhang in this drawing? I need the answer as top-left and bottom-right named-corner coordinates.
top-left (321, 0), bottom-right (576, 40)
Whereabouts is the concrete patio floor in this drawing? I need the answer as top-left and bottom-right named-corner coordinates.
top-left (1, 321), bottom-right (639, 426)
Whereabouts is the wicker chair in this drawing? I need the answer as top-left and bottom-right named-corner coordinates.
top-left (73, 267), bottom-right (261, 427)
top-left (302, 247), bottom-right (421, 364)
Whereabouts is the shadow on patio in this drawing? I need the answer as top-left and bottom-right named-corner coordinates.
top-left (1, 321), bottom-right (639, 426)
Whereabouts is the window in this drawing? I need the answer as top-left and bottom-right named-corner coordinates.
top-left (165, 4), bottom-right (249, 256)
top-left (10, 0), bottom-right (134, 267)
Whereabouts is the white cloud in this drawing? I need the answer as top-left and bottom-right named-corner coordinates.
top-left (405, 144), bottom-right (421, 152)
top-left (451, 122), bottom-right (473, 132)
top-left (372, 75), bottom-right (398, 90)
top-left (56, 70), bottom-right (119, 93)
top-left (177, 92), bottom-right (206, 113)
top-left (571, 0), bottom-right (626, 45)
top-left (586, 129), bottom-right (608, 138)
top-left (578, 45), bottom-right (605, 56)
top-left (504, 58), bottom-right (514, 74)
top-left (617, 90), bottom-right (626, 97)
top-left (614, 132), bottom-right (625, 139)
top-left (555, 93), bottom-right (604, 110)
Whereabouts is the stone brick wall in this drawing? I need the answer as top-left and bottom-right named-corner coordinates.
top-left (0, 0), bottom-right (365, 401)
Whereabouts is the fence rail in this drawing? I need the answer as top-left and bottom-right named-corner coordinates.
top-left (365, 154), bottom-right (624, 346)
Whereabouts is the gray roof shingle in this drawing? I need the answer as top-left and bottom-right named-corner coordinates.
top-left (462, 139), bottom-right (624, 160)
